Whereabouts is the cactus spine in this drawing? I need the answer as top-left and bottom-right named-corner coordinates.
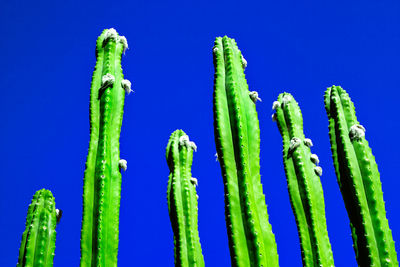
top-left (17, 189), bottom-right (60, 267)
top-left (166, 130), bottom-right (204, 267)
top-left (324, 85), bottom-right (397, 266)
top-left (80, 28), bottom-right (130, 267)
top-left (212, 36), bottom-right (279, 267)
top-left (273, 93), bottom-right (334, 267)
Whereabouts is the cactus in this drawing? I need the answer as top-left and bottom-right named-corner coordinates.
top-left (17, 189), bottom-right (61, 267)
top-left (324, 85), bottom-right (397, 266)
top-left (80, 28), bottom-right (130, 267)
top-left (212, 36), bottom-right (279, 267)
top-left (166, 129), bottom-right (204, 267)
top-left (272, 93), bottom-right (334, 267)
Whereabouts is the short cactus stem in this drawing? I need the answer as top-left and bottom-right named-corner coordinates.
top-left (213, 36), bottom-right (279, 267)
top-left (80, 28), bottom-right (130, 267)
top-left (273, 92), bottom-right (334, 267)
top-left (17, 189), bottom-right (59, 267)
top-left (166, 130), bottom-right (204, 267)
top-left (324, 85), bottom-right (398, 266)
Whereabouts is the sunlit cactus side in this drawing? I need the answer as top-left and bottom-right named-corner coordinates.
top-left (17, 189), bottom-right (61, 267)
top-left (272, 93), bottom-right (334, 267)
top-left (80, 28), bottom-right (131, 267)
top-left (324, 85), bottom-right (397, 267)
top-left (212, 36), bottom-right (279, 267)
top-left (166, 130), bottom-right (204, 267)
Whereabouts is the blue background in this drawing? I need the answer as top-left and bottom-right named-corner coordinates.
top-left (1, 0), bottom-right (399, 266)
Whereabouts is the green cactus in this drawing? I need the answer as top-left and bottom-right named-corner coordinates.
top-left (17, 189), bottom-right (61, 267)
top-left (80, 28), bottom-right (130, 267)
top-left (324, 85), bottom-right (397, 266)
top-left (166, 129), bottom-right (204, 267)
top-left (212, 36), bottom-right (279, 267)
top-left (272, 93), bottom-right (334, 267)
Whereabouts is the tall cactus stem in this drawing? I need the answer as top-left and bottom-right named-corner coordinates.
top-left (166, 130), bottom-right (204, 267)
top-left (212, 36), bottom-right (279, 267)
top-left (80, 28), bottom-right (130, 267)
top-left (17, 189), bottom-right (59, 267)
top-left (324, 85), bottom-right (398, 266)
top-left (272, 92), bottom-right (334, 267)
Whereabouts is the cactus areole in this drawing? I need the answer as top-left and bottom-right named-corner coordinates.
top-left (80, 28), bottom-right (131, 267)
top-left (212, 36), bottom-right (279, 267)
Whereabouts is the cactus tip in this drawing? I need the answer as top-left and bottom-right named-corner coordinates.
top-left (119, 159), bottom-right (128, 171)
top-left (103, 28), bottom-right (119, 46)
top-left (121, 79), bottom-right (133, 95)
top-left (179, 135), bottom-right (197, 152)
top-left (272, 101), bottom-right (281, 110)
top-left (349, 124), bottom-right (366, 141)
top-left (282, 94), bottom-right (292, 106)
top-left (249, 91), bottom-right (262, 103)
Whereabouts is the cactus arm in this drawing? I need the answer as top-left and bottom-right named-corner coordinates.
top-left (80, 28), bottom-right (129, 267)
top-left (17, 189), bottom-right (58, 267)
top-left (166, 130), bottom-right (204, 267)
top-left (273, 93), bottom-right (334, 267)
top-left (325, 85), bottom-right (398, 266)
top-left (213, 36), bottom-right (279, 267)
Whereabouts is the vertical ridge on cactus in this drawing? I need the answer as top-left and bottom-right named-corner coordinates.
top-left (212, 36), bottom-right (279, 267)
top-left (166, 129), bottom-right (204, 267)
top-left (80, 28), bottom-right (130, 267)
top-left (324, 85), bottom-right (398, 266)
top-left (17, 189), bottom-right (59, 267)
top-left (273, 92), bottom-right (334, 267)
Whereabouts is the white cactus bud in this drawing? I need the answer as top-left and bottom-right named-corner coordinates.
top-left (215, 152), bottom-right (219, 162)
top-left (213, 47), bottom-right (219, 53)
top-left (310, 154), bottom-right (319, 165)
top-left (103, 28), bottom-right (118, 46)
top-left (282, 94), bottom-right (292, 106)
top-left (179, 135), bottom-right (189, 147)
top-left (56, 209), bottom-right (62, 223)
top-left (189, 141), bottom-right (197, 152)
top-left (249, 91), bottom-right (262, 103)
top-left (272, 101), bottom-right (281, 110)
top-left (289, 137), bottom-right (302, 154)
top-left (271, 113), bottom-right (277, 122)
top-left (121, 79), bottom-right (133, 95)
top-left (190, 177), bottom-right (198, 186)
top-left (304, 138), bottom-right (313, 147)
top-left (314, 166), bottom-right (323, 176)
top-left (119, 159), bottom-right (128, 171)
top-left (241, 54), bottom-right (247, 69)
top-left (102, 73), bottom-right (115, 87)
top-left (349, 124), bottom-right (366, 141)
top-left (118, 36), bottom-right (129, 54)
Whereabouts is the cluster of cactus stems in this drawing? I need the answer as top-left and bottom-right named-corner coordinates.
top-left (15, 29), bottom-right (398, 267)
top-left (272, 93), bottom-right (334, 267)
top-left (166, 130), bottom-right (204, 267)
top-left (17, 189), bottom-right (61, 267)
top-left (324, 86), bottom-right (398, 266)
top-left (212, 36), bottom-right (279, 267)
top-left (80, 28), bottom-right (130, 267)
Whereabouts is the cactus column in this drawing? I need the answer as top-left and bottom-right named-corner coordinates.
top-left (212, 36), bottom-right (279, 267)
top-left (80, 28), bottom-right (131, 267)
top-left (272, 93), bottom-right (334, 267)
top-left (324, 85), bottom-right (397, 266)
top-left (166, 130), bottom-right (204, 267)
top-left (17, 189), bottom-right (61, 267)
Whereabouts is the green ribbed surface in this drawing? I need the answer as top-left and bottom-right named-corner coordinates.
top-left (17, 189), bottom-right (58, 267)
top-left (80, 28), bottom-right (129, 267)
top-left (212, 36), bottom-right (279, 267)
top-left (325, 85), bottom-right (397, 267)
top-left (166, 130), bottom-right (204, 267)
top-left (273, 93), bottom-right (334, 267)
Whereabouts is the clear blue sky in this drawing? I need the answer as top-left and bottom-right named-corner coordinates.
top-left (1, 0), bottom-right (399, 266)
